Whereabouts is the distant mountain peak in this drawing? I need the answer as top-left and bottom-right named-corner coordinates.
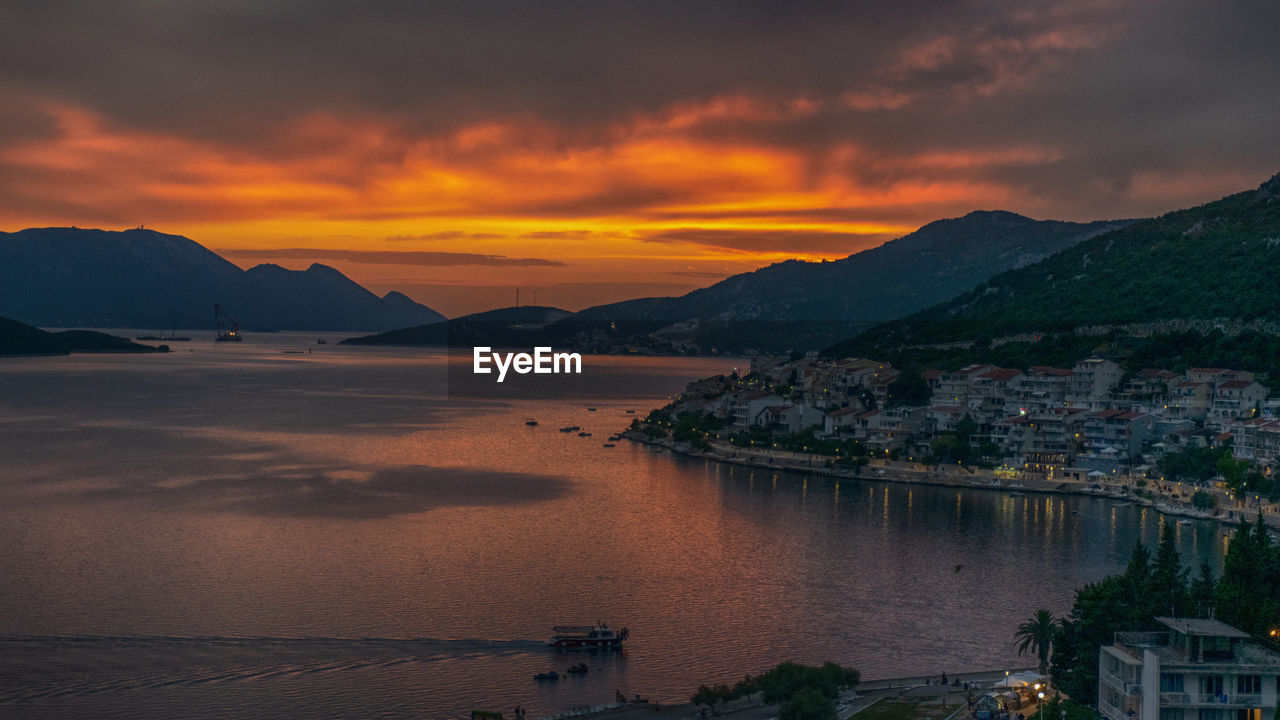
top-left (0, 227), bottom-right (445, 331)
top-left (959, 209), bottom-right (1032, 221)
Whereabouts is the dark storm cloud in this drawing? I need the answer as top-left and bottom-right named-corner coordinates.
top-left (220, 248), bottom-right (566, 267)
top-left (0, 1), bottom-right (928, 141)
top-left (1, 0), bottom-right (1278, 220)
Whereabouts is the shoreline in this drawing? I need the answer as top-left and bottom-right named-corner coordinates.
top-left (621, 431), bottom-right (1278, 532)
top-left (539, 666), bottom-right (1039, 720)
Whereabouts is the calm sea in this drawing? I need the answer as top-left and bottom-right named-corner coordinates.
top-left (0, 335), bottom-right (1228, 718)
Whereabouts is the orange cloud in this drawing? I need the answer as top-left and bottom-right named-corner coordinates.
top-left (0, 96), bottom-right (1063, 312)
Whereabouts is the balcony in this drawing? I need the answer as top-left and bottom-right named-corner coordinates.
top-left (1100, 668), bottom-right (1142, 697)
top-left (1158, 693), bottom-right (1263, 708)
top-left (1099, 696), bottom-right (1142, 720)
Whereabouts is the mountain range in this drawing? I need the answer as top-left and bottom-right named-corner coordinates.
top-left (21, 175), bottom-right (1275, 353)
top-left (830, 172), bottom-right (1280, 359)
top-left (579, 211), bottom-right (1130, 325)
top-left (346, 211), bottom-right (1133, 352)
top-left (0, 227), bottom-right (445, 331)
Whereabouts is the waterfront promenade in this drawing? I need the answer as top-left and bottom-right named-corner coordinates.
top-left (623, 432), bottom-right (1280, 531)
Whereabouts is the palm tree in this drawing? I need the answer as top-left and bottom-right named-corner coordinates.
top-left (1014, 609), bottom-right (1057, 675)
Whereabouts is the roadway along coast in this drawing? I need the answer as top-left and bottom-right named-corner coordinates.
top-left (620, 431), bottom-right (1280, 531)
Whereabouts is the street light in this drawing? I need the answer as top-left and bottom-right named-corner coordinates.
top-left (1038, 691), bottom-right (1045, 720)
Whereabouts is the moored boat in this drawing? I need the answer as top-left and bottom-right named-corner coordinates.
top-left (547, 622), bottom-right (628, 649)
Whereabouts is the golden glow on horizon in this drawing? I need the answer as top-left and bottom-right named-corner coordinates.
top-left (0, 100), bottom-right (1054, 312)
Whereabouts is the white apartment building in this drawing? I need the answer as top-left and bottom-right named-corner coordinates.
top-left (1099, 618), bottom-right (1280, 720)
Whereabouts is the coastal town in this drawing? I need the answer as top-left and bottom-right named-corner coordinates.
top-left (630, 354), bottom-right (1280, 524)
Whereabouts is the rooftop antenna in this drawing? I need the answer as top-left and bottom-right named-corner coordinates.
top-left (516, 288), bottom-right (520, 307)
top-left (533, 290), bottom-right (537, 306)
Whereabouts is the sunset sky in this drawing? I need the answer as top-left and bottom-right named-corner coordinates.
top-left (2, 1), bottom-right (1278, 316)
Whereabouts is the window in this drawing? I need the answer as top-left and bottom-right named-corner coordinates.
top-left (1236, 675), bottom-right (1261, 694)
top-left (1162, 674), bottom-right (1186, 692)
top-left (1202, 676), bottom-right (1225, 696)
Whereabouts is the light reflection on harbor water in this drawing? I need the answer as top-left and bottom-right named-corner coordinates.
top-left (0, 337), bottom-right (1229, 718)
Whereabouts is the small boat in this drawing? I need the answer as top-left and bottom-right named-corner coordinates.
top-left (578, 431), bottom-right (592, 437)
top-left (282, 350), bottom-right (305, 354)
top-left (316, 338), bottom-right (327, 345)
top-left (534, 670), bottom-right (560, 681)
top-left (603, 443), bottom-right (615, 448)
top-left (547, 622), bottom-right (628, 650)
top-left (525, 420), bottom-right (539, 426)
top-left (559, 426), bottom-right (580, 433)
top-left (587, 407), bottom-right (597, 412)
top-left (566, 663), bottom-right (589, 674)
top-left (607, 435), bottom-right (621, 441)
top-left (625, 409), bottom-right (636, 414)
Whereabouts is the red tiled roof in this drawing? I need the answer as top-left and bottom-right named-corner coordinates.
top-left (981, 368), bottom-right (1023, 381)
top-left (1029, 366), bottom-right (1073, 376)
top-left (1218, 380), bottom-right (1257, 390)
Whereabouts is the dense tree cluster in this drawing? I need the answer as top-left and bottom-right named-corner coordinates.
top-left (692, 661), bottom-right (859, 719)
top-left (1158, 445), bottom-right (1277, 499)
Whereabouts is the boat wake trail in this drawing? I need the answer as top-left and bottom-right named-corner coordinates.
top-left (0, 635), bottom-right (547, 703)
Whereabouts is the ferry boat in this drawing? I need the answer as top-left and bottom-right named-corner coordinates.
top-left (547, 622), bottom-right (628, 649)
